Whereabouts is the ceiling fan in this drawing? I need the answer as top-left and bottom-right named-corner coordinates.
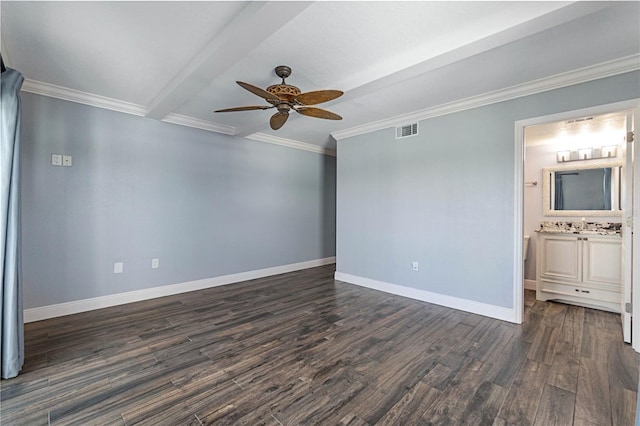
top-left (214, 65), bottom-right (343, 130)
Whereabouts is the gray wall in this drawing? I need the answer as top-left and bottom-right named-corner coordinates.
top-left (21, 93), bottom-right (336, 309)
top-left (336, 71), bottom-right (639, 309)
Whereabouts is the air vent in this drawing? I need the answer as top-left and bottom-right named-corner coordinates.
top-left (566, 117), bottom-right (593, 124)
top-left (396, 123), bottom-right (418, 139)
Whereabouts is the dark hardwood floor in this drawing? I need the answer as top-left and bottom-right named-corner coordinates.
top-left (1, 265), bottom-right (638, 425)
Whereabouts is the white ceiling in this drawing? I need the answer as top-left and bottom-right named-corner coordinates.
top-left (2, 1), bottom-right (639, 151)
top-left (525, 111), bottom-right (628, 147)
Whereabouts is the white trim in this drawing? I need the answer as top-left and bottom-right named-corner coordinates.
top-left (332, 55), bottom-right (640, 141)
top-left (334, 272), bottom-right (517, 323)
top-left (514, 100), bottom-right (640, 129)
top-left (524, 279), bottom-right (537, 291)
top-left (632, 106), bottom-right (640, 352)
top-left (514, 120), bottom-right (525, 324)
top-left (162, 113), bottom-right (235, 135)
top-left (19, 80), bottom-right (334, 157)
top-left (21, 79), bottom-right (147, 117)
top-left (24, 257), bottom-right (336, 323)
top-left (21, 55), bottom-right (638, 158)
top-left (245, 133), bottom-right (337, 157)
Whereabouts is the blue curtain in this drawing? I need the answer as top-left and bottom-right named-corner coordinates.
top-left (603, 168), bottom-right (612, 210)
top-left (1, 66), bottom-right (24, 379)
top-left (554, 173), bottom-right (564, 210)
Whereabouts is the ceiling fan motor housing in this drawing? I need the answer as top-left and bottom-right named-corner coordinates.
top-left (267, 84), bottom-right (301, 102)
top-left (268, 65), bottom-right (300, 103)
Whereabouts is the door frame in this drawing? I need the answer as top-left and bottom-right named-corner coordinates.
top-left (513, 99), bottom-right (639, 351)
top-left (631, 106), bottom-right (640, 351)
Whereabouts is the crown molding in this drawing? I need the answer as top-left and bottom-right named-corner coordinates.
top-left (20, 79), bottom-right (335, 155)
top-left (332, 54), bottom-right (640, 141)
top-left (246, 133), bottom-right (337, 157)
top-left (162, 113), bottom-right (235, 135)
top-left (22, 54), bottom-right (638, 155)
top-left (21, 79), bottom-right (148, 117)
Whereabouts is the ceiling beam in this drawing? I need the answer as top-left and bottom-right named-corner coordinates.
top-left (334, 2), bottom-right (612, 102)
top-left (234, 1), bottom-right (610, 139)
top-left (241, 0), bottom-right (604, 129)
top-left (145, 1), bottom-right (313, 120)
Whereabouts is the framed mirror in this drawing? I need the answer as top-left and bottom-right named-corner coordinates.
top-left (542, 161), bottom-right (623, 216)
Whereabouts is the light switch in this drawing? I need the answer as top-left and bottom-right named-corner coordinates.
top-left (62, 155), bottom-right (73, 167)
top-left (114, 262), bottom-right (124, 274)
top-left (51, 154), bottom-right (62, 166)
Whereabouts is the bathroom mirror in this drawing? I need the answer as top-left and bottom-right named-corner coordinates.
top-left (542, 161), bottom-right (623, 216)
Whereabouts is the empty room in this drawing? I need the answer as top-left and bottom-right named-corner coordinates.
top-left (1, 1), bottom-right (639, 424)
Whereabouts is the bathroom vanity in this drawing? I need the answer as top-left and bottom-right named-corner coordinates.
top-left (536, 226), bottom-right (622, 313)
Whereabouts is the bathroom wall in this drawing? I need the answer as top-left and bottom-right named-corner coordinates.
top-left (523, 135), bottom-right (625, 282)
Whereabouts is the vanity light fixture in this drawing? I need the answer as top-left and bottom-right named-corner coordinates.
top-left (601, 145), bottom-right (617, 158)
top-left (578, 148), bottom-right (593, 160)
top-left (556, 145), bottom-right (618, 163)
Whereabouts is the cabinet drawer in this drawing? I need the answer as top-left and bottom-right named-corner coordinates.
top-left (539, 280), bottom-right (621, 304)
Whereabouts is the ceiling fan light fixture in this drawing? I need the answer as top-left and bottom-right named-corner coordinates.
top-left (276, 103), bottom-right (291, 114)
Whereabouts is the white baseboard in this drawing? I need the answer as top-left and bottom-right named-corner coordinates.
top-left (524, 279), bottom-right (537, 290)
top-left (334, 271), bottom-right (517, 323)
top-left (24, 257), bottom-right (336, 323)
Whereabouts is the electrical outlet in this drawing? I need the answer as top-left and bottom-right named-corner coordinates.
top-left (51, 154), bottom-right (62, 166)
top-left (151, 258), bottom-right (159, 269)
top-left (412, 261), bottom-right (419, 271)
top-left (114, 262), bottom-right (124, 274)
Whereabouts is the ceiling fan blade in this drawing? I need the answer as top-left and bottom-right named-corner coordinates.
top-left (214, 105), bottom-right (273, 113)
top-left (295, 90), bottom-right (343, 105)
top-left (236, 81), bottom-right (280, 102)
top-left (295, 106), bottom-right (342, 120)
top-left (270, 112), bottom-right (289, 130)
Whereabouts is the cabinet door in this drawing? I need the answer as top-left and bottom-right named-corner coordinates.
top-left (583, 238), bottom-right (622, 286)
top-left (539, 235), bottom-right (581, 282)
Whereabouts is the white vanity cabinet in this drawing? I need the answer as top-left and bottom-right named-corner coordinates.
top-left (536, 232), bottom-right (622, 313)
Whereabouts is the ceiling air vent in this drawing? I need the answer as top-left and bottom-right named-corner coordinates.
top-left (396, 123), bottom-right (418, 139)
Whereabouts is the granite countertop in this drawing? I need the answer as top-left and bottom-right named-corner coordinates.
top-left (537, 221), bottom-right (622, 236)
top-left (536, 229), bottom-right (621, 235)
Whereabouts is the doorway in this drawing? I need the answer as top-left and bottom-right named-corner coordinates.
top-left (514, 99), bottom-right (639, 351)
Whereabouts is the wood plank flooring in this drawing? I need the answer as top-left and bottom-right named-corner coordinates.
top-left (1, 265), bottom-right (638, 425)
